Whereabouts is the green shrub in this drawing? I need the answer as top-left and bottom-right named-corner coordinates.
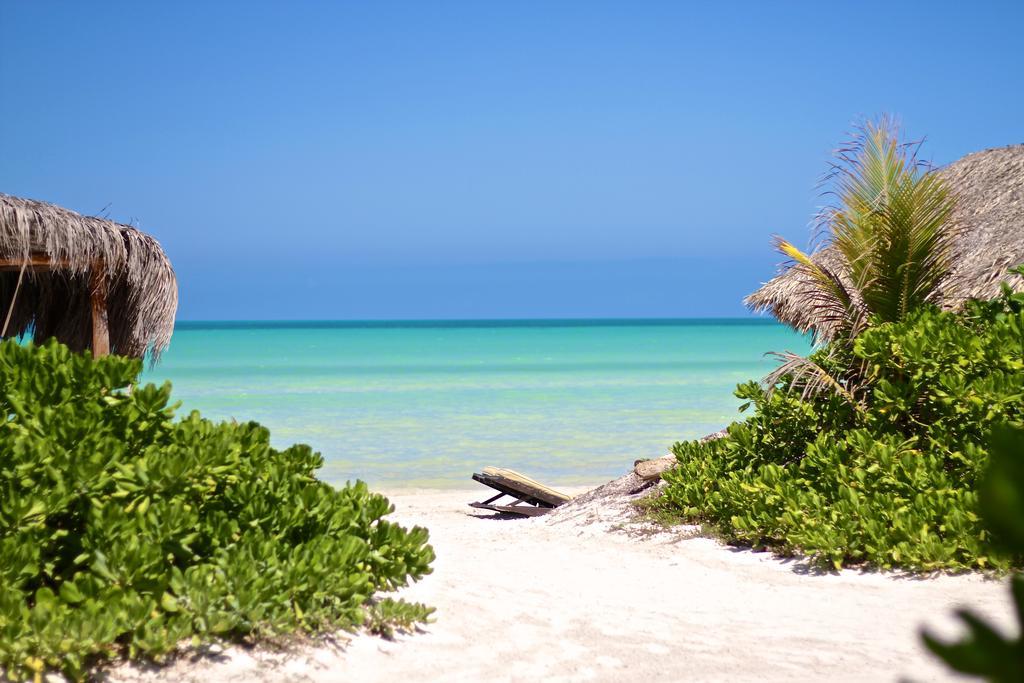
top-left (659, 289), bottom-right (1024, 571)
top-left (0, 340), bottom-right (435, 680)
top-left (923, 424), bottom-right (1024, 680)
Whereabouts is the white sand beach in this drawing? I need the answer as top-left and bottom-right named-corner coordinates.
top-left (104, 482), bottom-right (1015, 683)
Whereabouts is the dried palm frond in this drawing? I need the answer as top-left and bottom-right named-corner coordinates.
top-left (0, 193), bottom-right (177, 362)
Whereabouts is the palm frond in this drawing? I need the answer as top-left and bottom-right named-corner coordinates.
top-left (756, 117), bottom-right (960, 413)
top-left (823, 119), bottom-right (957, 325)
top-left (763, 350), bottom-right (863, 410)
top-left (772, 236), bottom-right (867, 342)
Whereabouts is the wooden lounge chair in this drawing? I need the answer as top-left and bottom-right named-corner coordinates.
top-left (469, 466), bottom-right (572, 517)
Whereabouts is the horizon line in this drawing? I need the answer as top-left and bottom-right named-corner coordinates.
top-left (174, 316), bottom-right (780, 331)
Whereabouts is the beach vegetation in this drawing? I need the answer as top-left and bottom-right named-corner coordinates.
top-left (658, 118), bottom-right (1024, 573)
top-left (766, 117), bottom-right (958, 406)
top-left (923, 424), bottom-right (1024, 679)
top-left (659, 272), bottom-right (1024, 571)
top-left (776, 118), bottom-right (957, 336)
top-left (0, 340), bottom-right (435, 680)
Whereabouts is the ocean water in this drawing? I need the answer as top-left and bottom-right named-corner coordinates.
top-left (142, 320), bottom-right (810, 489)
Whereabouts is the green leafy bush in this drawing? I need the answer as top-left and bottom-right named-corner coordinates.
top-left (659, 287), bottom-right (1024, 571)
top-left (923, 424), bottom-right (1024, 680)
top-left (0, 340), bottom-right (435, 680)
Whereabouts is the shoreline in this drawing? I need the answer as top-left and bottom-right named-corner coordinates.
top-left (107, 485), bottom-right (1014, 683)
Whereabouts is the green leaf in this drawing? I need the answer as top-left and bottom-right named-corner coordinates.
top-left (160, 593), bottom-right (181, 613)
top-left (981, 425), bottom-right (1024, 554)
top-left (60, 582), bottom-right (85, 605)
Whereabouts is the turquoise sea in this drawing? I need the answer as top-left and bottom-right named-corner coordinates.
top-left (142, 320), bottom-right (810, 489)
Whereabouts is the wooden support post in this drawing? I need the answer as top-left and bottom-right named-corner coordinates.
top-left (89, 262), bottom-right (110, 357)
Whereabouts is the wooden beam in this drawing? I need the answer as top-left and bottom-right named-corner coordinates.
top-left (0, 255), bottom-right (73, 271)
top-left (89, 263), bottom-right (110, 357)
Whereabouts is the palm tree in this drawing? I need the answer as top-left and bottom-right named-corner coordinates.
top-left (765, 118), bottom-right (958, 404)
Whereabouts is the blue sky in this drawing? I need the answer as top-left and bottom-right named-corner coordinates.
top-left (1, 1), bottom-right (1021, 320)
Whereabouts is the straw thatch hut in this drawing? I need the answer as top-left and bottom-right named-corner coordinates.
top-left (0, 193), bottom-right (177, 361)
top-left (746, 144), bottom-right (1024, 338)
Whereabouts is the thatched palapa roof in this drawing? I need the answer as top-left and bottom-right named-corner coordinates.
top-left (0, 193), bottom-right (177, 361)
top-left (746, 144), bottom-right (1024, 336)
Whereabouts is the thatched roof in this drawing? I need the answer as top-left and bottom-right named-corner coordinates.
top-left (0, 193), bottom-right (177, 361)
top-left (746, 144), bottom-right (1024, 335)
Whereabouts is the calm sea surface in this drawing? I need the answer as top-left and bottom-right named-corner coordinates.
top-left (142, 320), bottom-right (809, 489)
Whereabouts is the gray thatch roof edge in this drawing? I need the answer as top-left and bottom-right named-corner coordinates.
top-left (745, 144), bottom-right (1024, 335)
top-left (0, 193), bottom-right (178, 361)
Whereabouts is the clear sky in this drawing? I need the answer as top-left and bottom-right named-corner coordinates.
top-left (1, 1), bottom-right (1021, 320)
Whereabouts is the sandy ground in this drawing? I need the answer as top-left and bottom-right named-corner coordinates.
top-left (106, 485), bottom-right (1015, 683)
